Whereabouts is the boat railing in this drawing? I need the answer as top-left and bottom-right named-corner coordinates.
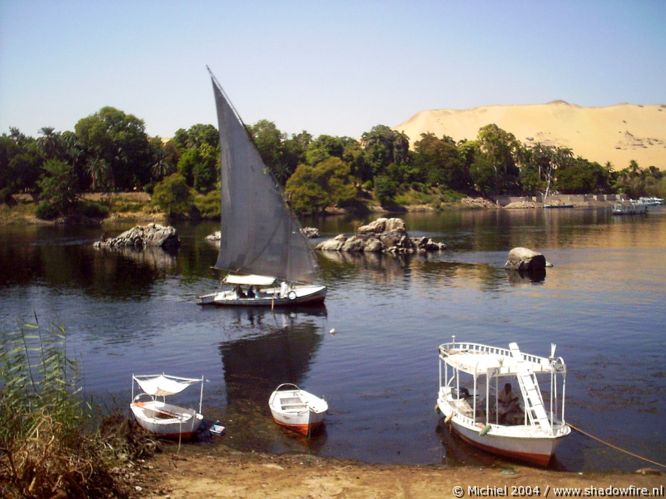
top-left (439, 341), bottom-right (551, 368)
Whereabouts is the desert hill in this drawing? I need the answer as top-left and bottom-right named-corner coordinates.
top-left (394, 101), bottom-right (666, 170)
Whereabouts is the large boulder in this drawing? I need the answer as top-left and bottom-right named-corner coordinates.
top-left (357, 217), bottom-right (407, 236)
top-left (316, 217), bottom-right (446, 254)
top-left (94, 223), bottom-right (180, 251)
top-left (316, 234), bottom-right (347, 251)
top-left (504, 247), bottom-right (547, 271)
top-left (341, 235), bottom-right (366, 253)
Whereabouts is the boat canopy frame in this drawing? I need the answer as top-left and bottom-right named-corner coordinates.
top-left (131, 373), bottom-right (205, 415)
top-left (438, 338), bottom-right (567, 435)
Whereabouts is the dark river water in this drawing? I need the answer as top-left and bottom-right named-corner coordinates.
top-left (1, 207), bottom-right (665, 471)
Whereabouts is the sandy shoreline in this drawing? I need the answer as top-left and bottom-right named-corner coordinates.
top-left (137, 444), bottom-right (664, 498)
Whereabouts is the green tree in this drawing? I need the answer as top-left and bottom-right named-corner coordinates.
top-left (75, 107), bottom-right (152, 190)
top-left (176, 144), bottom-right (218, 192)
top-left (518, 144), bottom-right (574, 196)
top-left (285, 157), bottom-right (357, 215)
top-left (557, 158), bottom-right (611, 194)
top-left (177, 148), bottom-right (199, 186)
top-left (245, 120), bottom-right (315, 186)
top-left (413, 133), bottom-right (469, 190)
top-left (475, 124), bottom-right (521, 195)
top-left (149, 136), bottom-right (177, 184)
top-left (172, 123), bottom-right (219, 151)
top-left (469, 152), bottom-right (496, 196)
top-left (373, 174), bottom-right (399, 205)
top-left (361, 125), bottom-right (410, 178)
top-left (192, 143), bottom-right (218, 193)
top-left (152, 173), bottom-right (194, 217)
top-left (2, 129), bottom-right (44, 198)
top-left (37, 160), bottom-right (79, 217)
top-left (610, 160), bottom-right (660, 197)
top-left (305, 134), bottom-right (346, 165)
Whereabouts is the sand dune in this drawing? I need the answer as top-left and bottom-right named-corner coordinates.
top-left (394, 101), bottom-right (666, 170)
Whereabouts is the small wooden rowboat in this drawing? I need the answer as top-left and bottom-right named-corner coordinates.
top-left (130, 374), bottom-right (204, 440)
top-left (268, 383), bottom-right (328, 436)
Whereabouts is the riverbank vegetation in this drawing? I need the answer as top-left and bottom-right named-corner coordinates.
top-left (1, 107), bottom-right (664, 220)
top-left (0, 321), bottom-right (156, 497)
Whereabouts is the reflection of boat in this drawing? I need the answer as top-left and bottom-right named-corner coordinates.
top-left (436, 339), bottom-right (570, 466)
top-left (130, 374), bottom-right (204, 440)
top-left (269, 383), bottom-right (328, 436)
top-left (612, 200), bottom-right (648, 215)
top-left (198, 68), bottom-right (326, 307)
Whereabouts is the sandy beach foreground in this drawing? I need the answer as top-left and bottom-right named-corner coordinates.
top-left (137, 444), bottom-right (664, 498)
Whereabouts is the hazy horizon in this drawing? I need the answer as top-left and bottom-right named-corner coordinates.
top-left (1, 1), bottom-right (665, 138)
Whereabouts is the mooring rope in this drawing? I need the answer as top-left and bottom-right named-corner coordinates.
top-left (569, 422), bottom-right (666, 469)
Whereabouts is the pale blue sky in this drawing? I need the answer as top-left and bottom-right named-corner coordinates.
top-left (1, 0), bottom-right (665, 138)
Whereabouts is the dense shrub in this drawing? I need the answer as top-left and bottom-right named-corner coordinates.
top-left (79, 200), bottom-right (110, 219)
top-left (36, 201), bottom-right (58, 220)
top-left (152, 173), bottom-right (194, 218)
top-left (194, 189), bottom-right (221, 219)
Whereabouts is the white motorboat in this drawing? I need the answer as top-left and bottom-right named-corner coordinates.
top-left (130, 374), bottom-right (204, 440)
top-left (638, 196), bottom-right (664, 206)
top-left (197, 68), bottom-right (326, 308)
top-left (268, 383), bottom-right (328, 436)
top-left (612, 200), bottom-right (648, 215)
top-left (436, 339), bottom-right (570, 466)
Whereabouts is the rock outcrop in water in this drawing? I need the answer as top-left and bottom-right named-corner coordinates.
top-left (504, 247), bottom-right (551, 271)
top-left (93, 223), bottom-right (180, 250)
top-left (316, 217), bottom-right (446, 254)
top-left (301, 227), bottom-right (320, 238)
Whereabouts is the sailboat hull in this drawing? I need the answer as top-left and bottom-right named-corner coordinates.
top-left (198, 285), bottom-right (326, 307)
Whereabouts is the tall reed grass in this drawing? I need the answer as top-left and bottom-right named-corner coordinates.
top-left (0, 321), bottom-right (151, 498)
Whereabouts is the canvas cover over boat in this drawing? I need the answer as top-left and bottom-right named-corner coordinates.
top-left (223, 274), bottom-right (276, 286)
top-left (208, 69), bottom-right (318, 284)
top-left (133, 374), bottom-right (200, 397)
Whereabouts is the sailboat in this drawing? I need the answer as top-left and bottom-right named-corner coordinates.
top-left (198, 68), bottom-right (327, 307)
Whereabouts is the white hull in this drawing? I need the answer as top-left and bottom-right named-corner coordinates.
top-left (612, 202), bottom-right (648, 215)
top-left (130, 400), bottom-right (203, 440)
top-left (268, 384), bottom-right (328, 436)
top-left (437, 389), bottom-right (569, 466)
top-left (198, 284), bottom-right (326, 307)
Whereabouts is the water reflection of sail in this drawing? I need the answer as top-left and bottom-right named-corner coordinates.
top-left (218, 307), bottom-right (326, 402)
top-left (215, 307), bottom-right (328, 451)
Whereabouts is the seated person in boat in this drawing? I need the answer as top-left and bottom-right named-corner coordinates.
top-left (247, 286), bottom-right (256, 298)
top-left (498, 383), bottom-right (522, 424)
top-left (234, 285), bottom-right (246, 298)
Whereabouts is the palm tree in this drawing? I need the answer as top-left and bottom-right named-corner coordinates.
top-left (86, 157), bottom-right (110, 192)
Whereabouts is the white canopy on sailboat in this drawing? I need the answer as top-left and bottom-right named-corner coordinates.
top-left (223, 274), bottom-right (276, 286)
top-left (133, 374), bottom-right (200, 397)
